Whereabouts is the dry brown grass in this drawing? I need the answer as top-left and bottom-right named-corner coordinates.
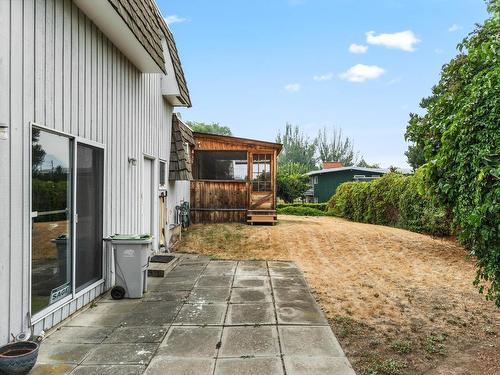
top-left (179, 215), bottom-right (499, 375)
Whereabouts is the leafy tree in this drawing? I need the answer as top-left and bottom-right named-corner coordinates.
top-left (405, 1), bottom-right (500, 305)
top-left (187, 121), bottom-right (232, 136)
top-left (276, 162), bottom-right (310, 203)
top-left (276, 123), bottom-right (316, 170)
top-left (405, 126), bottom-right (426, 171)
top-left (32, 128), bottom-right (46, 174)
top-left (357, 158), bottom-right (380, 168)
top-left (316, 127), bottom-right (359, 166)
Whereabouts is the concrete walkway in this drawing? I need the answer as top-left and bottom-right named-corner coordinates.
top-left (32, 256), bottom-right (355, 375)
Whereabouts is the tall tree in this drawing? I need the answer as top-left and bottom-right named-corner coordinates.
top-left (405, 1), bottom-right (500, 305)
top-left (187, 121), bottom-right (232, 136)
top-left (404, 139), bottom-right (425, 171)
top-left (357, 158), bottom-right (380, 168)
top-left (276, 162), bottom-right (310, 203)
top-left (276, 123), bottom-right (316, 170)
top-left (316, 127), bottom-right (359, 166)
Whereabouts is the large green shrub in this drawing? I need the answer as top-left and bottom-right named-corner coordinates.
top-left (405, 2), bottom-right (499, 305)
top-left (328, 172), bottom-right (451, 236)
top-left (277, 202), bottom-right (328, 212)
top-left (277, 205), bottom-right (326, 216)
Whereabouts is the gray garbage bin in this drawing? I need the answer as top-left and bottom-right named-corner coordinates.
top-left (110, 234), bottom-right (152, 298)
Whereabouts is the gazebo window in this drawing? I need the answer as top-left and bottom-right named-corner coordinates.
top-left (252, 154), bottom-right (272, 192)
top-left (194, 151), bottom-right (247, 180)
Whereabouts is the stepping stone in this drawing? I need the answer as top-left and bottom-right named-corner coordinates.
top-left (82, 343), bottom-right (157, 365)
top-left (30, 364), bottom-right (76, 375)
top-left (279, 326), bottom-right (344, 356)
top-left (173, 303), bottom-right (227, 325)
top-left (104, 326), bottom-right (168, 343)
top-left (196, 276), bottom-right (233, 288)
top-left (271, 276), bottom-right (308, 289)
top-left (70, 365), bottom-right (145, 375)
top-left (276, 301), bottom-right (328, 325)
top-left (230, 287), bottom-right (273, 303)
top-left (233, 276), bottom-right (271, 289)
top-left (145, 357), bottom-right (215, 375)
top-left (187, 287), bottom-right (231, 303)
top-left (214, 357), bottom-right (284, 375)
top-left (219, 326), bottom-right (279, 358)
top-left (44, 326), bottom-right (112, 344)
top-left (157, 326), bottom-right (222, 357)
top-left (273, 288), bottom-right (317, 304)
top-left (142, 290), bottom-right (189, 302)
top-left (37, 343), bottom-right (95, 364)
top-left (121, 302), bottom-right (182, 326)
top-left (226, 303), bottom-right (276, 325)
top-left (283, 356), bottom-right (355, 375)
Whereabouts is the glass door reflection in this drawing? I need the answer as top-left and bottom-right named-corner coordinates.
top-left (31, 128), bottom-right (73, 315)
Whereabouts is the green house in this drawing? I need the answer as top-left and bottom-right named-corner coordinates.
top-left (305, 167), bottom-right (388, 203)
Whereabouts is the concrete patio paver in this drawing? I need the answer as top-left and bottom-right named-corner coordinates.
top-left (32, 256), bottom-right (355, 374)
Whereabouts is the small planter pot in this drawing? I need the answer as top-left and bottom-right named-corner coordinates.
top-left (0, 341), bottom-right (39, 375)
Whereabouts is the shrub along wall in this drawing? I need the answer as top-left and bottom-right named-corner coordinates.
top-left (277, 202), bottom-right (328, 212)
top-left (277, 205), bottom-right (326, 216)
top-left (328, 172), bottom-right (451, 236)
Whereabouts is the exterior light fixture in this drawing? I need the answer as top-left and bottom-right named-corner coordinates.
top-left (0, 123), bottom-right (8, 140)
top-left (128, 157), bottom-right (137, 166)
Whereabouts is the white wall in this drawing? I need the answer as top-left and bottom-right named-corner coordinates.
top-left (166, 181), bottom-right (191, 248)
top-left (0, 0), bottom-right (178, 344)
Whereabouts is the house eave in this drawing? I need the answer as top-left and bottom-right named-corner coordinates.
top-left (74, 0), bottom-right (164, 73)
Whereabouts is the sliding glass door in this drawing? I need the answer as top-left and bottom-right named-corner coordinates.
top-left (31, 126), bottom-right (104, 316)
top-left (75, 144), bottom-right (104, 291)
top-left (31, 128), bottom-right (73, 314)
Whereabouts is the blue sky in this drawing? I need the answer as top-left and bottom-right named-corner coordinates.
top-left (158, 0), bottom-right (488, 167)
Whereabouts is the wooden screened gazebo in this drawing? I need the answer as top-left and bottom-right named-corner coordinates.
top-left (190, 132), bottom-right (282, 224)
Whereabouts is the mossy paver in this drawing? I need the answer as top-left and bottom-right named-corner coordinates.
top-left (38, 255), bottom-right (354, 374)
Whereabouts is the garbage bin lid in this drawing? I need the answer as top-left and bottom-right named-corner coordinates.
top-left (109, 234), bottom-right (153, 243)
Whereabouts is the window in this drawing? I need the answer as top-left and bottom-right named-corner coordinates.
top-left (159, 161), bottom-right (166, 186)
top-left (194, 151), bottom-right (247, 180)
top-left (312, 176), bottom-right (318, 184)
top-left (252, 154), bottom-right (272, 192)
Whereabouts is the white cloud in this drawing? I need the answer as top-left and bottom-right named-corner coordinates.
top-left (313, 73), bottom-right (334, 82)
top-left (349, 43), bottom-right (368, 54)
top-left (448, 24), bottom-right (462, 32)
top-left (340, 64), bottom-right (385, 83)
top-left (284, 83), bottom-right (301, 92)
top-left (164, 15), bottom-right (187, 25)
top-left (366, 30), bottom-right (420, 52)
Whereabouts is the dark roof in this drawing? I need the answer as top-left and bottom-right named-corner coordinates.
top-left (169, 114), bottom-right (195, 181)
top-left (307, 166), bottom-right (412, 176)
top-left (107, 0), bottom-right (191, 106)
top-left (193, 132), bottom-right (283, 152)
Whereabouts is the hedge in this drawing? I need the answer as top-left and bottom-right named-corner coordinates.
top-left (277, 205), bottom-right (327, 216)
top-left (277, 202), bottom-right (328, 212)
top-left (328, 172), bottom-right (451, 236)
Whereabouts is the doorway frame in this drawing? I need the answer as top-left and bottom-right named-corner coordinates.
top-left (142, 154), bottom-right (156, 245)
top-left (29, 122), bottom-right (106, 324)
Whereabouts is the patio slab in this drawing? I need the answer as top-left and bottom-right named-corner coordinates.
top-left (37, 256), bottom-right (353, 374)
top-left (187, 287), bottom-right (231, 303)
top-left (82, 343), bottom-right (158, 365)
top-left (214, 357), bottom-right (284, 375)
top-left (219, 326), bottom-right (280, 358)
top-left (173, 303), bottom-right (227, 325)
top-left (144, 357), bottom-right (215, 375)
top-left (225, 303), bottom-right (276, 325)
top-left (157, 326), bottom-right (221, 357)
top-left (103, 326), bottom-right (168, 343)
top-left (230, 287), bottom-right (273, 303)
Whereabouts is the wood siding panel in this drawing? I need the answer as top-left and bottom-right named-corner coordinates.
top-left (0, 0), bottom-right (175, 345)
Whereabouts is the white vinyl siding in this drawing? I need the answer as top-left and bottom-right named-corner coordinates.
top-left (0, 0), bottom-right (175, 343)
